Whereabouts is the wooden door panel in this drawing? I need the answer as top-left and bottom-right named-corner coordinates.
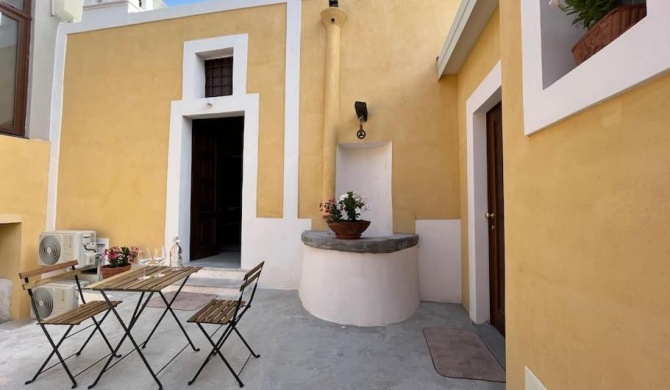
top-left (191, 121), bottom-right (219, 260)
top-left (486, 102), bottom-right (506, 336)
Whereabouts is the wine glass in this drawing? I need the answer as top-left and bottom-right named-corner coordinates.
top-left (137, 248), bottom-right (152, 281)
top-left (152, 246), bottom-right (167, 277)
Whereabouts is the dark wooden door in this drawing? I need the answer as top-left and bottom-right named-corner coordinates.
top-left (486, 102), bottom-right (506, 336)
top-left (191, 120), bottom-right (219, 260)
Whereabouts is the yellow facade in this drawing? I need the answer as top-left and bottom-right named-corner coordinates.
top-left (498, 0), bottom-right (670, 387)
top-left (0, 136), bottom-right (50, 318)
top-left (57, 0), bottom-right (462, 243)
top-left (57, 5), bottom-right (287, 246)
top-left (1, 3), bottom-right (666, 388)
top-left (446, 1), bottom-right (670, 386)
top-left (299, 0), bottom-right (461, 232)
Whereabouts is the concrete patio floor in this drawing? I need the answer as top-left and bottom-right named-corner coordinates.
top-left (0, 290), bottom-right (505, 390)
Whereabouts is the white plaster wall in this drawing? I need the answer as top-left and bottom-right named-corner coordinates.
top-left (416, 219), bottom-right (461, 303)
top-left (540, 1), bottom-right (585, 88)
top-left (240, 218), bottom-right (311, 290)
top-left (26, 0), bottom-right (60, 140)
top-left (336, 142), bottom-right (392, 237)
top-left (299, 245), bottom-right (419, 326)
top-left (525, 367), bottom-right (548, 390)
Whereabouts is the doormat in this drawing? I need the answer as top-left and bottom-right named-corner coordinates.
top-left (423, 327), bottom-right (505, 383)
top-left (146, 292), bottom-right (217, 311)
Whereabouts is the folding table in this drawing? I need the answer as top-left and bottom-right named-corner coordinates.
top-left (86, 265), bottom-right (202, 390)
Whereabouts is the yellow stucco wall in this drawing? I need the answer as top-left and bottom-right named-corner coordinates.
top-left (455, 8), bottom-right (500, 311)
top-left (57, 5), bottom-right (287, 246)
top-left (299, 0), bottom-right (461, 232)
top-left (500, 0), bottom-right (670, 388)
top-left (0, 136), bottom-right (50, 319)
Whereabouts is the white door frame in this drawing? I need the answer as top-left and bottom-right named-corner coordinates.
top-left (466, 60), bottom-right (502, 323)
top-left (165, 95), bottom-right (259, 263)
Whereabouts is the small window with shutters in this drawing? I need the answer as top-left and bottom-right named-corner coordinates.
top-left (204, 57), bottom-right (233, 97)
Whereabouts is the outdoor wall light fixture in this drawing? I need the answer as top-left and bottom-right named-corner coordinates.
top-left (329, 0), bottom-right (339, 7)
top-left (355, 101), bottom-right (368, 140)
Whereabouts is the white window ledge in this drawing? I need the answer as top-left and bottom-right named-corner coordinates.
top-left (521, 0), bottom-right (670, 135)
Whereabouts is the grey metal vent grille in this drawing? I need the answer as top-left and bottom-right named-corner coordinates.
top-left (33, 288), bottom-right (54, 319)
top-left (39, 235), bottom-right (61, 265)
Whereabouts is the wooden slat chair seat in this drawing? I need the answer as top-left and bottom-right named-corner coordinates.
top-left (187, 261), bottom-right (265, 388)
top-left (41, 301), bottom-right (122, 326)
top-left (188, 300), bottom-right (246, 325)
top-left (19, 260), bottom-right (122, 389)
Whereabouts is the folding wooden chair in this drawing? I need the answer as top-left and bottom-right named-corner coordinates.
top-left (186, 261), bottom-right (265, 388)
top-left (19, 260), bottom-right (122, 389)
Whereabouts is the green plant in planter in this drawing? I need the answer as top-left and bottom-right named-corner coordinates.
top-left (552, 0), bottom-right (646, 30)
top-left (320, 191), bottom-right (369, 221)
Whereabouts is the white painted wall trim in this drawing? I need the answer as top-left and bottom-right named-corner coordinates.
top-left (243, 218), bottom-right (311, 289)
top-left (466, 61), bottom-right (501, 323)
top-left (525, 367), bottom-right (548, 390)
top-left (416, 219), bottom-right (461, 303)
top-left (45, 26), bottom-right (67, 230)
top-left (165, 94), bottom-right (259, 262)
top-left (46, 0), bottom-right (302, 230)
top-left (437, 0), bottom-right (498, 77)
top-left (336, 142), bottom-right (393, 237)
top-left (521, 0), bottom-right (670, 135)
top-left (182, 34), bottom-right (248, 100)
top-left (282, 0), bottom-right (301, 219)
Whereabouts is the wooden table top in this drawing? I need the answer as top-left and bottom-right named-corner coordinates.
top-left (87, 266), bottom-right (202, 292)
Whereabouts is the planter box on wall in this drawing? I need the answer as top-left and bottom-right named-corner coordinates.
top-left (572, 5), bottom-right (647, 65)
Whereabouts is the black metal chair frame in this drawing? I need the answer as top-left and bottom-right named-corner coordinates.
top-left (20, 261), bottom-right (121, 389)
top-left (188, 261), bottom-right (265, 388)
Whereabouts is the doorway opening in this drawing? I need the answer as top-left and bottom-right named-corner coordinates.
top-left (190, 116), bottom-right (244, 268)
top-left (486, 103), bottom-right (505, 336)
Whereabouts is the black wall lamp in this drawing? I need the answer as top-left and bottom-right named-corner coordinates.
top-left (329, 0), bottom-right (339, 7)
top-left (355, 101), bottom-right (368, 140)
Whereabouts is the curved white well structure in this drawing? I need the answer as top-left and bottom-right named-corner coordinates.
top-left (299, 234), bottom-right (420, 327)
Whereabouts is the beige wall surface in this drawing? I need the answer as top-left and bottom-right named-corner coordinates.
top-left (299, 0), bottom-right (461, 232)
top-left (500, 0), bottom-right (670, 388)
top-left (455, 8), bottom-right (500, 312)
top-left (57, 5), bottom-right (287, 247)
top-left (0, 136), bottom-right (50, 318)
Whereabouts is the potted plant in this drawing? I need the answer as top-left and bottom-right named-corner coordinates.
top-left (550, 0), bottom-right (647, 64)
top-left (320, 191), bottom-right (370, 239)
top-left (101, 246), bottom-right (138, 279)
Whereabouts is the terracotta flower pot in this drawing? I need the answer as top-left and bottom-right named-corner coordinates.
top-left (572, 5), bottom-right (647, 65)
top-left (327, 220), bottom-right (371, 239)
top-left (101, 264), bottom-right (131, 279)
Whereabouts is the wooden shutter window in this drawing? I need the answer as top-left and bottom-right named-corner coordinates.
top-left (205, 57), bottom-right (233, 97)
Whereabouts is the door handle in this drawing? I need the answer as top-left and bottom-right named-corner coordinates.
top-left (485, 212), bottom-right (495, 219)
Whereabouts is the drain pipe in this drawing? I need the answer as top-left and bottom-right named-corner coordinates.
top-left (320, 3), bottom-right (348, 203)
